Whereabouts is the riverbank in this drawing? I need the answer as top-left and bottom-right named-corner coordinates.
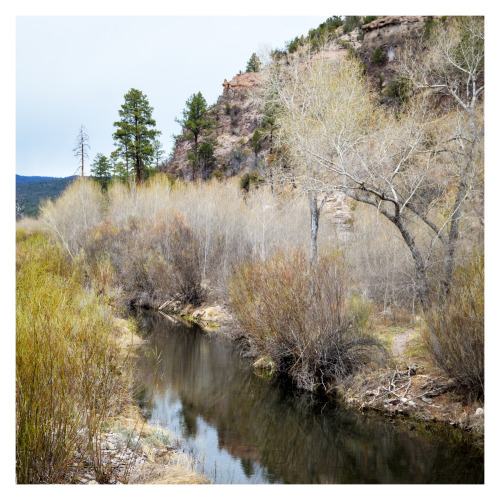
top-left (15, 228), bottom-right (209, 484)
top-left (162, 299), bottom-right (484, 451)
top-left (62, 317), bottom-right (209, 485)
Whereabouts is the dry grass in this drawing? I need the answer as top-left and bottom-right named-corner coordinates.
top-left (16, 230), bottom-right (133, 483)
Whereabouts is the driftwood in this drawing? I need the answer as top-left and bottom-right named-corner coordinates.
top-left (362, 366), bottom-right (455, 413)
top-left (158, 294), bottom-right (179, 311)
top-left (158, 310), bottom-right (177, 323)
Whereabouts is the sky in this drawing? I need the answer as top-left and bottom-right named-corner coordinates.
top-left (16, 15), bottom-right (328, 178)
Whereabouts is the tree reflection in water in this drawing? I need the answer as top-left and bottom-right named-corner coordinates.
top-left (133, 310), bottom-right (483, 484)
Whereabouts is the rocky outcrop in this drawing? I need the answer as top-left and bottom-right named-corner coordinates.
top-left (168, 16), bottom-right (436, 179)
top-left (359, 16), bottom-right (435, 84)
top-left (223, 72), bottom-right (262, 91)
top-left (168, 71), bottom-right (265, 180)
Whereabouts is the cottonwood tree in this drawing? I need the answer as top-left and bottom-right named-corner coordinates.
top-left (73, 125), bottom-right (90, 177)
top-left (113, 89), bottom-right (159, 184)
top-left (273, 19), bottom-right (483, 314)
top-left (261, 57), bottom-right (345, 267)
top-left (400, 15), bottom-right (484, 294)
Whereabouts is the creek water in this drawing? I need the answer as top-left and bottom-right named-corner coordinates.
top-left (133, 310), bottom-right (484, 484)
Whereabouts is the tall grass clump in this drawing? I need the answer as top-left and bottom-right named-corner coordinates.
top-left (228, 249), bottom-right (385, 392)
top-left (16, 232), bottom-right (131, 483)
top-left (424, 251), bottom-right (484, 399)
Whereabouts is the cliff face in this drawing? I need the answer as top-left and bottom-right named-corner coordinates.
top-left (359, 15), bottom-right (432, 89)
top-left (168, 16), bottom-right (433, 180)
top-left (168, 72), bottom-right (265, 180)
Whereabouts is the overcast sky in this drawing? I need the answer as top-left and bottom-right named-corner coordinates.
top-left (16, 15), bottom-right (328, 177)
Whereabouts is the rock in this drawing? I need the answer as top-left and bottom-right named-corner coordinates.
top-left (252, 356), bottom-right (275, 375)
top-left (475, 407), bottom-right (484, 416)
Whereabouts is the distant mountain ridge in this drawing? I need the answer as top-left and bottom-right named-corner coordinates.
top-left (16, 175), bottom-right (78, 218)
top-left (16, 174), bottom-right (77, 183)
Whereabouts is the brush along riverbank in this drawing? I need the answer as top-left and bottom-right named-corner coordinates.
top-left (160, 298), bottom-right (484, 452)
top-left (16, 229), bottom-right (208, 484)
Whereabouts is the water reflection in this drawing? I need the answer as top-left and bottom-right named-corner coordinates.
top-left (133, 310), bottom-right (483, 484)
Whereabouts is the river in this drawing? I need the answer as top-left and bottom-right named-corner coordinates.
top-left (133, 310), bottom-right (484, 484)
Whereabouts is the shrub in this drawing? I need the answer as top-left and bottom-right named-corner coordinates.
top-left (239, 173), bottom-right (264, 192)
top-left (250, 129), bottom-right (263, 154)
top-left (16, 234), bottom-right (131, 483)
top-left (371, 47), bottom-right (385, 65)
top-left (385, 77), bottom-right (413, 105)
top-left (211, 169), bottom-right (225, 181)
top-left (228, 249), bottom-right (385, 392)
top-left (424, 251), bottom-right (484, 399)
top-left (363, 16), bottom-right (378, 25)
top-left (39, 177), bottom-right (106, 259)
top-left (347, 295), bottom-right (374, 335)
top-left (165, 214), bottom-right (204, 306)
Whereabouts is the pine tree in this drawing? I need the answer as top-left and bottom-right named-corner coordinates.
top-left (90, 153), bottom-right (111, 188)
top-left (246, 53), bottom-right (261, 72)
top-left (176, 92), bottom-right (215, 181)
top-left (113, 88), bottom-right (159, 184)
top-left (110, 150), bottom-right (128, 183)
top-left (152, 139), bottom-right (165, 169)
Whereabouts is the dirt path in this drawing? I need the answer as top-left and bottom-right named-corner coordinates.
top-left (391, 328), bottom-right (414, 358)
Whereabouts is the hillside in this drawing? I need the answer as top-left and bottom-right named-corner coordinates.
top-left (16, 175), bottom-right (77, 218)
top-left (166, 15), bottom-right (434, 181)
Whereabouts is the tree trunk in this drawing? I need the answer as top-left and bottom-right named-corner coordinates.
top-left (392, 215), bottom-right (431, 314)
top-left (81, 140), bottom-right (84, 177)
top-left (308, 191), bottom-right (320, 269)
top-left (193, 134), bottom-right (199, 181)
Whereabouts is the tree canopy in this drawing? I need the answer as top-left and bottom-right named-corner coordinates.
top-left (176, 92), bottom-right (215, 180)
top-left (90, 153), bottom-right (111, 188)
top-left (113, 88), bottom-right (159, 184)
top-left (246, 53), bottom-right (262, 73)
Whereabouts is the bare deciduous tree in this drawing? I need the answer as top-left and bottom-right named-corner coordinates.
top-left (272, 17), bottom-right (483, 315)
top-left (73, 125), bottom-right (90, 177)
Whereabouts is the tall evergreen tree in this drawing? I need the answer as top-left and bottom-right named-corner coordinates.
top-left (152, 139), bottom-right (165, 169)
top-left (246, 53), bottom-right (262, 72)
top-left (176, 92), bottom-right (215, 181)
top-left (90, 153), bottom-right (111, 188)
top-left (113, 89), bottom-right (159, 184)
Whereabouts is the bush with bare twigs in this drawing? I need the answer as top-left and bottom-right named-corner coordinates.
top-left (228, 249), bottom-right (386, 392)
top-left (424, 251), bottom-right (484, 399)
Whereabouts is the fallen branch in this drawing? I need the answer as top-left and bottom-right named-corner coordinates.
top-left (158, 294), bottom-right (179, 311)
